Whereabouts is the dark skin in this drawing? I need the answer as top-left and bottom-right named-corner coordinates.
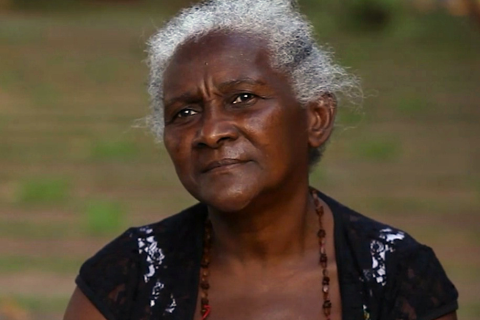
top-left (63, 32), bottom-right (458, 320)
top-left (162, 32), bottom-right (340, 320)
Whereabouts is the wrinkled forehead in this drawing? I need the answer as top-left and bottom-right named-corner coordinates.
top-left (162, 31), bottom-right (289, 99)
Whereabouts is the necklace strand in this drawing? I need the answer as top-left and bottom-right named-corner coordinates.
top-left (200, 189), bottom-right (331, 320)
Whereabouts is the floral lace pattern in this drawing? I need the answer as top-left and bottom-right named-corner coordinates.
top-left (368, 228), bottom-right (405, 286)
top-left (137, 226), bottom-right (176, 313)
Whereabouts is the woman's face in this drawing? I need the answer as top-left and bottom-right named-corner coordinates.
top-left (162, 32), bottom-right (313, 212)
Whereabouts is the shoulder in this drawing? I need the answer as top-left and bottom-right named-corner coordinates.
top-left (82, 202), bottom-right (206, 264)
top-left (323, 191), bottom-right (420, 259)
top-left (132, 202), bottom-right (207, 249)
top-left (321, 192), bottom-right (458, 320)
top-left (79, 202), bottom-right (207, 283)
top-left (76, 203), bottom-right (206, 320)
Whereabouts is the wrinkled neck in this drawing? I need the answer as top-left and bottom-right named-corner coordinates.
top-left (206, 187), bottom-right (326, 268)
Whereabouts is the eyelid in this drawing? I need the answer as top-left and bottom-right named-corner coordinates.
top-left (166, 106), bottom-right (199, 124)
top-left (231, 92), bottom-right (257, 104)
top-left (177, 107), bottom-right (199, 117)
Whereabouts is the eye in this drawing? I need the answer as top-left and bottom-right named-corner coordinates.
top-left (232, 93), bottom-right (256, 105)
top-left (175, 108), bottom-right (198, 119)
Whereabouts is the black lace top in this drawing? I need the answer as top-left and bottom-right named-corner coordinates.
top-left (76, 191), bottom-right (458, 320)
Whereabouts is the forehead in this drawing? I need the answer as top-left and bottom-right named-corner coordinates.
top-left (163, 32), bottom-right (286, 98)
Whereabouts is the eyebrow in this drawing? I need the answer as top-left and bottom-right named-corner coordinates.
top-left (164, 78), bottom-right (267, 108)
top-left (164, 92), bottom-right (199, 109)
top-left (217, 78), bottom-right (267, 90)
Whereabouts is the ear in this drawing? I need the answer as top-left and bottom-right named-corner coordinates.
top-left (307, 93), bottom-right (337, 148)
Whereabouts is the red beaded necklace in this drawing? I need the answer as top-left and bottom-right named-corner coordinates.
top-left (199, 189), bottom-right (331, 320)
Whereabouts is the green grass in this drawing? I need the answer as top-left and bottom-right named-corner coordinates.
top-left (394, 95), bottom-right (430, 117)
top-left (15, 177), bottom-right (71, 205)
top-left (83, 199), bottom-right (127, 236)
top-left (336, 108), bottom-right (365, 128)
top-left (0, 256), bottom-right (82, 274)
top-left (350, 137), bottom-right (402, 162)
top-left (0, 220), bottom-right (78, 239)
top-left (310, 165), bottom-right (328, 185)
top-left (89, 139), bottom-right (138, 162)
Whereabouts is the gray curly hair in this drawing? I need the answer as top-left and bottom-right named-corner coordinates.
top-left (146, 0), bottom-right (359, 165)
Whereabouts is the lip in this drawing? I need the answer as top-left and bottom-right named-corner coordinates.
top-left (202, 158), bottom-right (248, 173)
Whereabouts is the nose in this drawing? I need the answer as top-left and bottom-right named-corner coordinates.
top-left (192, 106), bottom-right (239, 149)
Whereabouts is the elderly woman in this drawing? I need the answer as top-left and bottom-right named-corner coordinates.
top-left (64, 1), bottom-right (458, 320)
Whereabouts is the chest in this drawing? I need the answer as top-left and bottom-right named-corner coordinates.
top-left (192, 263), bottom-right (342, 320)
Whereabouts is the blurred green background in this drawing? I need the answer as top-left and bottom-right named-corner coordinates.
top-left (0, 0), bottom-right (479, 319)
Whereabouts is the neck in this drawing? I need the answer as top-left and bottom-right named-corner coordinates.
top-left (207, 185), bottom-right (320, 266)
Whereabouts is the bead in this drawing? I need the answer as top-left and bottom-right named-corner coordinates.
top-left (198, 189), bottom-right (332, 320)
top-left (323, 300), bottom-right (332, 315)
top-left (201, 257), bottom-right (210, 268)
top-left (201, 304), bottom-right (211, 320)
top-left (317, 229), bottom-right (326, 238)
top-left (320, 253), bottom-right (327, 268)
top-left (200, 281), bottom-right (210, 290)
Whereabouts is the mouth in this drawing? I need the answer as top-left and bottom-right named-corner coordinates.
top-left (202, 158), bottom-right (248, 173)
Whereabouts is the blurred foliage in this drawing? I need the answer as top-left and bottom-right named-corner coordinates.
top-left (83, 199), bottom-right (126, 236)
top-left (334, 0), bottom-right (401, 32)
top-left (0, 220), bottom-right (77, 239)
top-left (89, 139), bottom-right (138, 162)
top-left (15, 177), bottom-right (71, 205)
top-left (351, 137), bottom-right (402, 162)
top-left (0, 256), bottom-right (82, 274)
top-left (394, 95), bottom-right (430, 117)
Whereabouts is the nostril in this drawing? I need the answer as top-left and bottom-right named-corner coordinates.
top-left (217, 136), bottom-right (231, 144)
top-left (193, 122), bottom-right (239, 149)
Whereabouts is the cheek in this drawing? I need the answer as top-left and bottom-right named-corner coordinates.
top-left (246, 104), bottom-right (305, 147)
top-left (241, 109), bottom-right (298, 172)
top-left (164, 134), bottom-right (199, 193)
top-left (243, 103), bottom-right (283, 137)
top-left (164, 129), bottom-right (189, 169)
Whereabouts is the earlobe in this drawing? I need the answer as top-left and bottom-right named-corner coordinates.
top-left (307, 94), bottom-right (336, 148)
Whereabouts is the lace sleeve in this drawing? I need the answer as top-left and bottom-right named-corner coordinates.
top-left (75, 228), bottom-right (140, 320)
top-left (383, 244), bottom-right (458, 320)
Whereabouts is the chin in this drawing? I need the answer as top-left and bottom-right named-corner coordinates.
top-left (189, 182), bottom-right (259, 214)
